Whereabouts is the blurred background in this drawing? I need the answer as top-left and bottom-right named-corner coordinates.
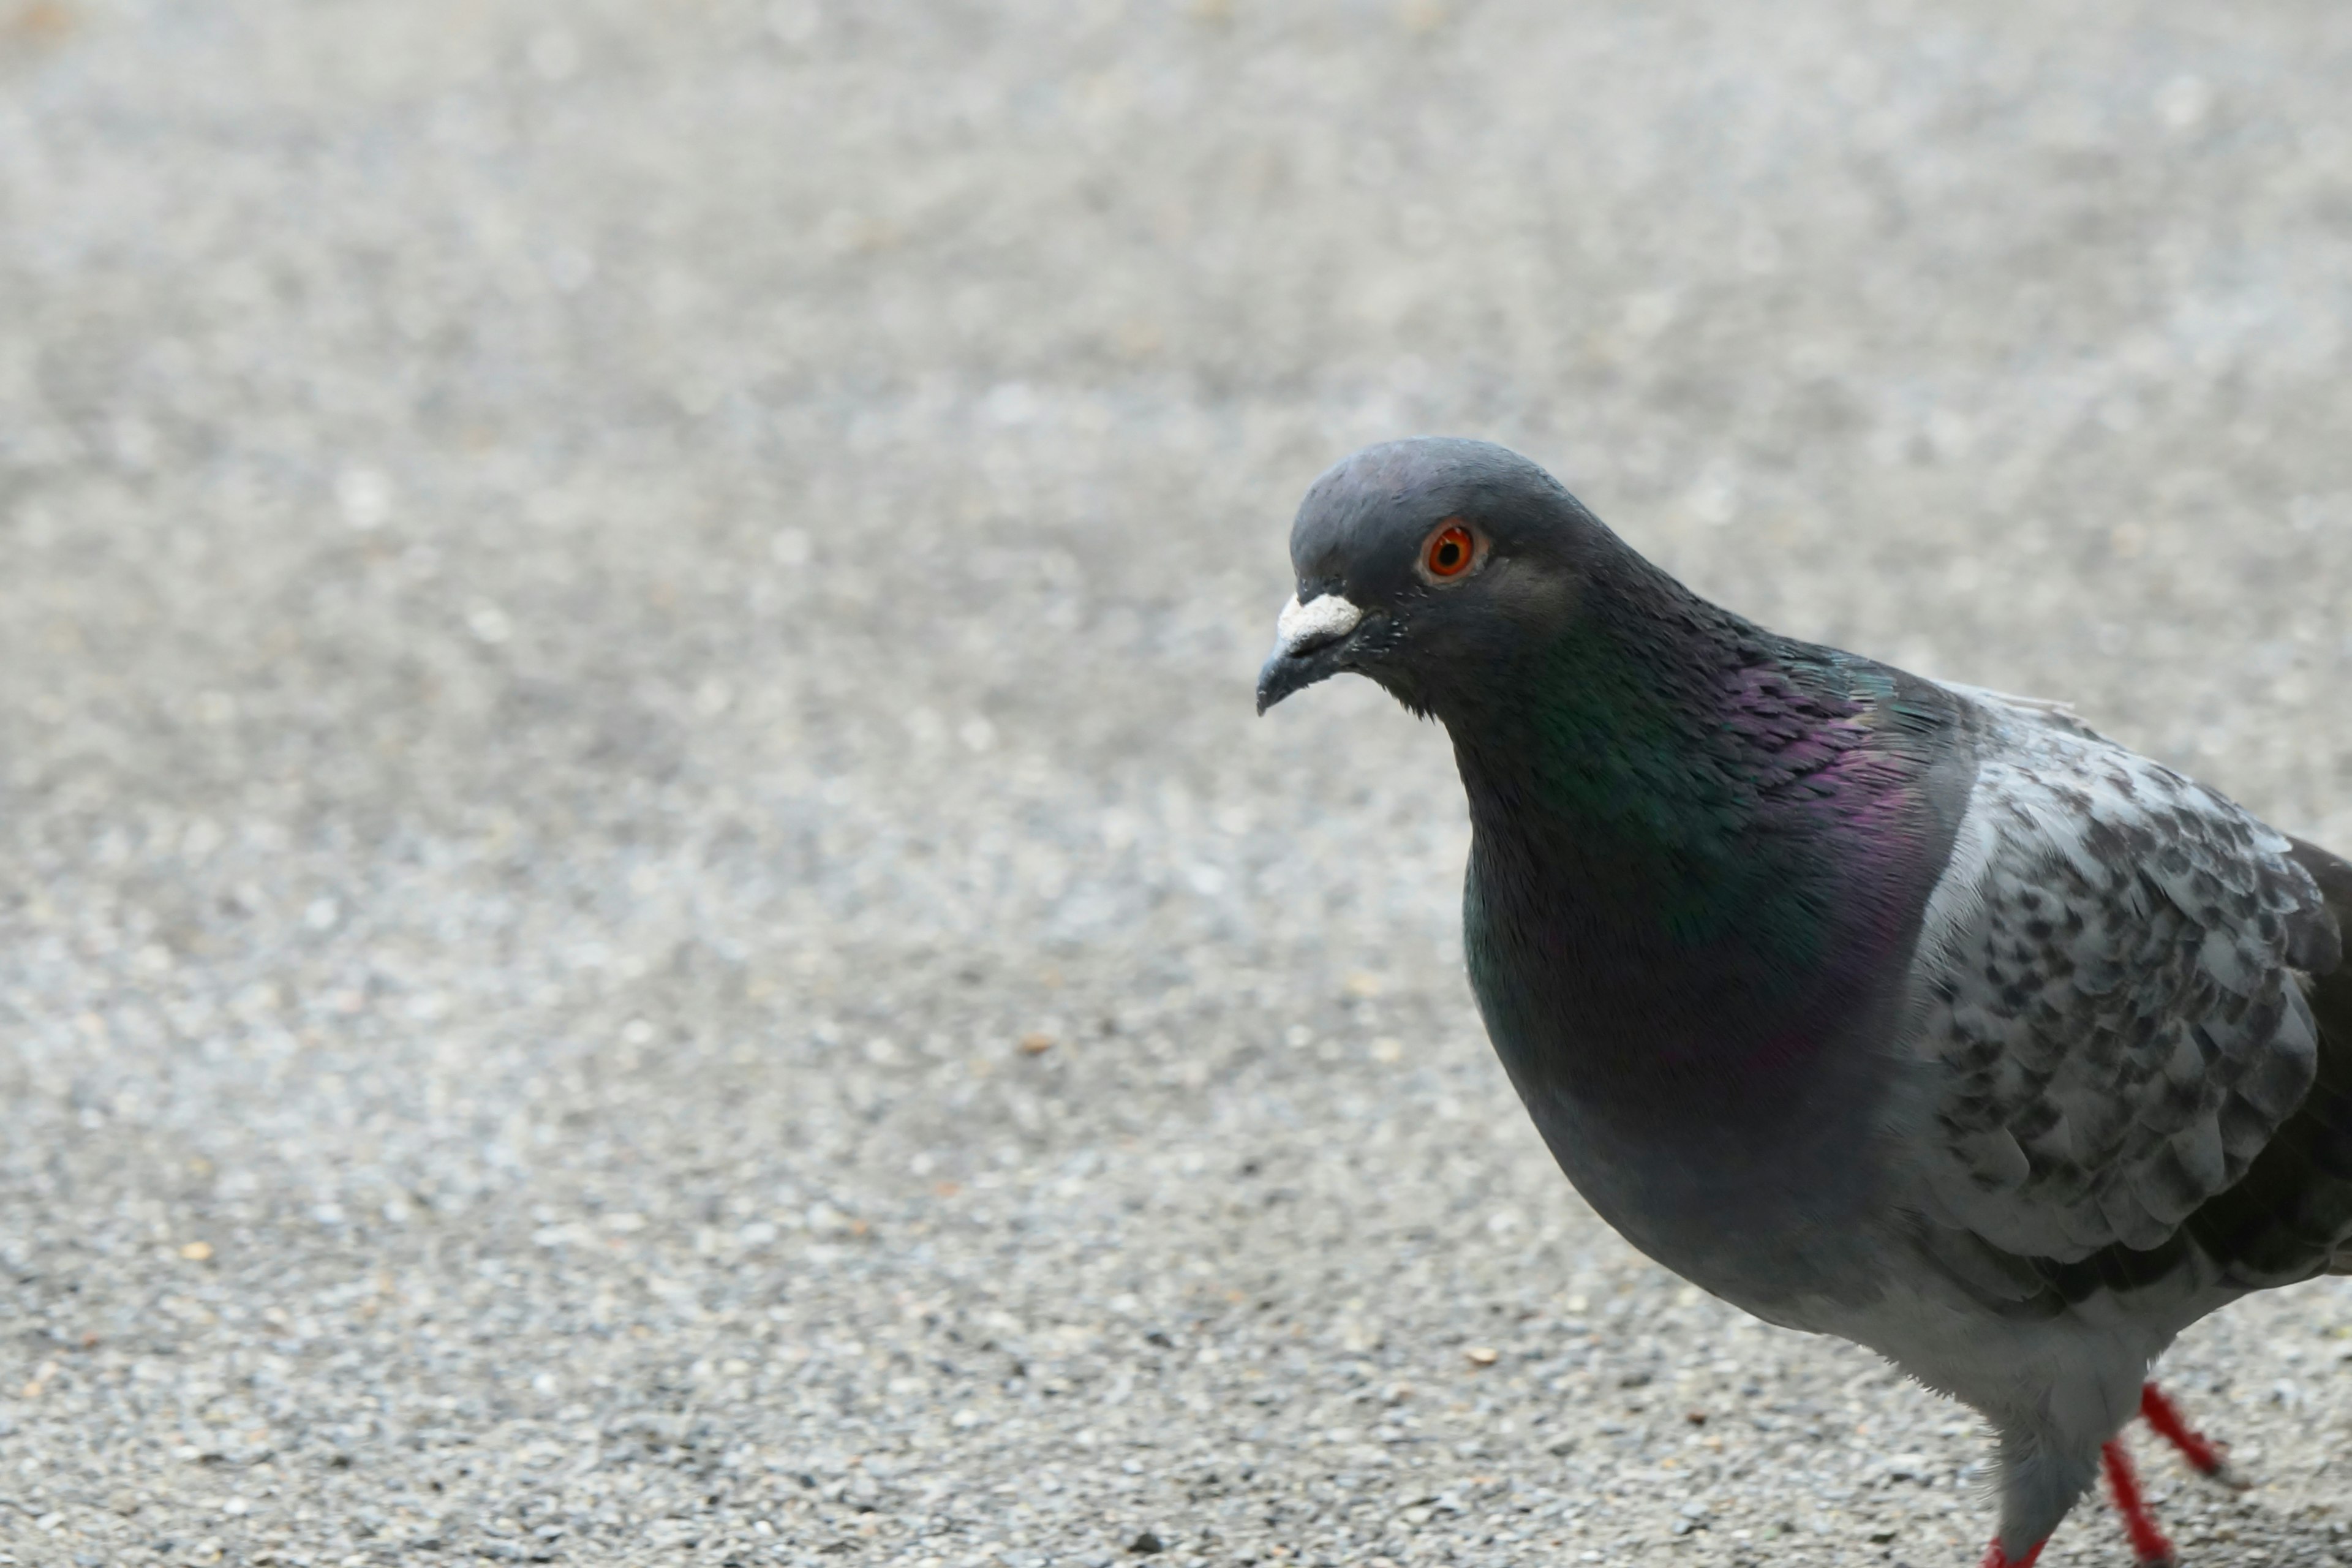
top-left (2, 1), bottom-right (2350, 1565)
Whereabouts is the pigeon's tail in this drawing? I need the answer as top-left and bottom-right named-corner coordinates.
top-left (2180, 837), bottom-right (2352, 1289)
top-left (2283, 838), bottom-right (2352, 1280)
top-left (2318, 840), bottom-right (2352, 1280)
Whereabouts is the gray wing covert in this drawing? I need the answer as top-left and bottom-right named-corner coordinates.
top-left (1910, 695), bottom-right (2338, 1261)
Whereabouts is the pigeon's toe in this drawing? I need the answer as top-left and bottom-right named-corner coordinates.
top-left (2140, 1384), bottom-right (2247, 1487)
top-left (2201, 1459), bottom-right (2253, 1493)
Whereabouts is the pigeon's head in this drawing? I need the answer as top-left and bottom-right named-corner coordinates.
top-left (1256, 437), bottom-right (1608, 718)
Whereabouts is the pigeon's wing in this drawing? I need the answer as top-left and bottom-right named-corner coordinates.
top-left (1905, 690), bottom-right (2343, 1275)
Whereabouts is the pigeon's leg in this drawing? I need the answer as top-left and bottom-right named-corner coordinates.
top-left (1989, 1420), bottom-right (2100, 1567)
top-left (2100, 1439), bottom-right (2177, 1567)
top-left (2139, 1381), bottom-right (2242, 1485)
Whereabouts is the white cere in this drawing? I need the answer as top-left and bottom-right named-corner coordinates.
top-left (1275, 593), bottom-right (1363, 653)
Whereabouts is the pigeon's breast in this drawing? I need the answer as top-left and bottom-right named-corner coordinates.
top-left (1447, 650), bottom-right (1976, 1317)
top-left (1472, 1014), bottom-right (1907, 1324)
top-left (1460, 827), bottom-right (1943, 1322)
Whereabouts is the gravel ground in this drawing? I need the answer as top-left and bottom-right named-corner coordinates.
top-left (4, 1), bottom-right (2352, 1565)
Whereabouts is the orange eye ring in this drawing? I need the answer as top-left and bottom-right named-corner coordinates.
top-left (1423, 522), bottom-right (1477, 579)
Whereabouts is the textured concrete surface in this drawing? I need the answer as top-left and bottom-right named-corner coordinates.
top-left (3, 1), bottom-right (2351, 1565)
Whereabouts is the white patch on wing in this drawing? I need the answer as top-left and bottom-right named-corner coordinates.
top-left (1275, 592), bottom-right (1363, 653)
top-left (1936, 680), bottom-right (2101, 739)
top-left (1914, 780), bottom-right (1999, 985)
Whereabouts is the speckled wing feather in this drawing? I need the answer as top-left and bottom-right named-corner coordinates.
top-left (1906, 688), bottom-right (2343, 1272)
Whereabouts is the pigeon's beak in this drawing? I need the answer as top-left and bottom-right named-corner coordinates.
top-left (1256, 592), bottom-right (1366, 714)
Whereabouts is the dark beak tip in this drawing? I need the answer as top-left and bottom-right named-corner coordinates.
top-left (1256, 643), bottom-right (1332, 714)
top-left (1253, 663), bottom-right (1284, 717)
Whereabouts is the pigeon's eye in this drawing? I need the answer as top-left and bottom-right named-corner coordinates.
top-left (1422, 522), bottom-right (1478, 581)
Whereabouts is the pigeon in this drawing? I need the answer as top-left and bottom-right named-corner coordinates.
top-left (1256, 437), bottom-right (2351, 1567)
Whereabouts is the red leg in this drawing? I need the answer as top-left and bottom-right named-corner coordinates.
top-left (2101, 1439), bottom-right (2177, 1566)
top-left (2141, 1381), bottom-right (2236, 1481)
top-left (1980, 1539), bottom-right (2045, 1568)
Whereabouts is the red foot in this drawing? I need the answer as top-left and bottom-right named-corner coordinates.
top-left (1980, 1539), bottom-right (2044, 1568)
top-left (2102, 1439), bottom-right (2177, 1566)
top-left (2141, 1381), bottom-right (2236, 1482)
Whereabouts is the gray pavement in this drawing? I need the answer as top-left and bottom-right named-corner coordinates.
top-left (3, 1), bottom-right (2351, 1565)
